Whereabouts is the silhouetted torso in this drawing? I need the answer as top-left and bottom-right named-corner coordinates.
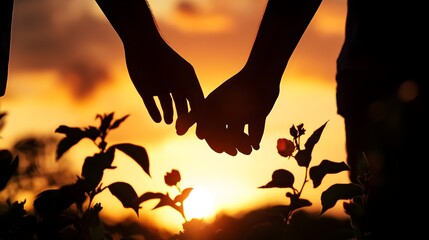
top-left (336, 0), bottom-right (425, 116)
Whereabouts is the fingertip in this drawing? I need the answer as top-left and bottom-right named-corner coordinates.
top-left (149, 108), bottom-right (162, 123)
top-left (252, 143), bottom-right (260, 151)
top-left (248, 119), bottom-right (265, 151)
top-left (207, 140), bottom-right (228, 154)
top-left (176, 114), bottom-right (195, 135)
top-left (143, 97), bottom-right (162, 123)
top-left (152, 115), bottom-right (162, 123)
top-left (165, 117), bottom-right (173, 125)
top-left (225, 148), bottom-right (238, 156)
top-left (238, 145), bottom-right (252, 155)
top-left (235, 135), bottom-right (252, 155)
top-left (195, 125), bottom-right (206, 140)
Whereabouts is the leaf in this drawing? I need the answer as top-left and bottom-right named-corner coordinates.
top-left (103, 147), bottom-right (116, 169)
top-left (0, 150), bottom-right (19, 191)
top-left (153, 193), bottom-right (186, 219)
top-left (55, 125), bottom-right (99, 160)
top-left (110, 114), bottom-right (130, 130)
top-left (81, 155), bottom-right (104, 179)
top-left (294, 149), bottom-right (311, 167)
top-left (80, 155), bottom-right (106, 192)
top-left (290, 198), bottom-right (312, 212)
top-left (259, 169), bottom-right (295, 189)
top-left (0, 112), bottom-right (7, 120)
top-left (153, 194), bottom-right (176, 210)
top-left (310, 160), bottom-right (350, 188)
top-left (294, 121), bottom-right (328, 167)
top-left (83, 126), bottom-right (100, 140)
top-left (320, 183), bottom-right (362, 215)
top-left (108, 182), bottom-right (140, 216)
top-left (97, 112), bottom-right (114, 135)
top-left (34, 183), bottom-right (86, 219)
top-left (290, 125), bottom-right (298, 138)
top-left (55, 127), bottom-right (84, 160)
top-left (136, 192), bottom-right (166, 205)
top-left (304, 121), bottom-right (328, 150)
top-left (174, 188), bottom-right (193, 203)
top-left (112, 143), bottom-right (150, 176)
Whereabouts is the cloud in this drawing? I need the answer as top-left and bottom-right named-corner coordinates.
top-left (160, 1), bottom-right (234, 34)
top-left (9, 0), bottom-right (122, 100)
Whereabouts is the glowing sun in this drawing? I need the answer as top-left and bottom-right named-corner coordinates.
top-left (184, 187), bottom-right (216, 220)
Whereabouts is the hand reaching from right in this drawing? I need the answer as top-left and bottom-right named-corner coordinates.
top-left (176, 66), bottom-right (280, 156)
top-left (96, 0), bottom-right (204, 124)
top-left (176, 0), bottom-right (323, 155)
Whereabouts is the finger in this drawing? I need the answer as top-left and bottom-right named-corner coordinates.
top-left (248, 118), bottom-right (266, 150)
top-left (172, 92), bottom-right (188, 118)
top-left (227, 124), bottom-right (252, 155)
top-left (206, 126), bottom-right (237, 155)
top-left (195, 117), bottom-right (218, 140)
top-left (158, 93), bottom-right (174, 124)
top-left (176, 93), bottom-right (202, 136)
top-left (195, 118), bottom-right (208, 140)
top-left (185, 71), bottom-right (205, 110)
top-left (206, 137), bottom-right (233, 155)
top-left (142, 96), bottom-right (162, 123)
top-left (196, 121), bottom-right (231, 154)
top-left (176, 111), bottom-right (196, 136)
top-left (222, 140), bottom-right (238, 156)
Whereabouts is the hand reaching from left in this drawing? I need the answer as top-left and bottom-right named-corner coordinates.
top-left (96, 0), bottom-right (204, 124)
top-left (124, 36), bottom-right (204, 125)
top-left (177, 66), bottom-right (280, 156)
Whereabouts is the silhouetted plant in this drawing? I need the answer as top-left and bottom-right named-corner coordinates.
top-left (260, 121), bottom-right (366, 236)
top-left (0, 111), bottom-right (197, 239)
top-left (342, 152), bottom-right (371, 239)
top-left (34, 112), bottom-right (196, 238)
top-left (31, 112), bottom-right (151, 238)
top-left (0, 110), bottom-right (370, 239)
top-left (0, 112), bottom-right (19, 192)
top-left (138, 169), bottom-right (193, 222)
top-left (0, 111), bottom-right (36, 240)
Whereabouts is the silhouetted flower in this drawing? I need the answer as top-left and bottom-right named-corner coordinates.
top-left (277, 138), bottom-right (295, 158)
top-left (164, 169), bottom-right (181, 186)
top-left (0, 149), bottom-right (19, 191)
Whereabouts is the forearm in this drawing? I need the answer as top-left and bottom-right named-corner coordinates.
top-left (0, 0), bottom-right (14, 96)
top-left (96, 0), bottom-right (161, 44)
top-left (246, 0), bottom-right (323, 83)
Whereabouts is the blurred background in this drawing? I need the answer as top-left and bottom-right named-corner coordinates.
top-left (0, 0), bottom-right (350, 236)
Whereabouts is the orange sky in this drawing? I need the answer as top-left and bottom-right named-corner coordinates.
top-left (0, 0), bottom-right (349, 235)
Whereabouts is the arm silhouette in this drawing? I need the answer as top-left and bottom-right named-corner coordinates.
top-left (0, 0), bottom-right (14, 96)
top-left (177, 0), bottom-right (322, 155)
top-left (96, 0), bottom-right (204, 124)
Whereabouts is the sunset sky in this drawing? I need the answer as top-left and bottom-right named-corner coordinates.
top-left (0, 0), bottom-right (350, 235)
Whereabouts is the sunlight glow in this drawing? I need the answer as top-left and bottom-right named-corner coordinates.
top-left (184, 187), bottom-right (216, 220)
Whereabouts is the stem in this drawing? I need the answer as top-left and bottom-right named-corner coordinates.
top-left (297, 167), bottom-right (309, 197)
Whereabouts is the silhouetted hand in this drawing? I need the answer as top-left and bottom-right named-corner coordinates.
top-left (177, 66), bottom-right (280, 156)
top-left (176, 0), bottom-right (322, 155)
top-left (96, 0), bottom-right (204, 124)
top-left (124, 35), bottom-right (204, 125)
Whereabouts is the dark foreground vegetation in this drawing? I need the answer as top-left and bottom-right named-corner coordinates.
top-left (0, 111), bottom-right (368, 239)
